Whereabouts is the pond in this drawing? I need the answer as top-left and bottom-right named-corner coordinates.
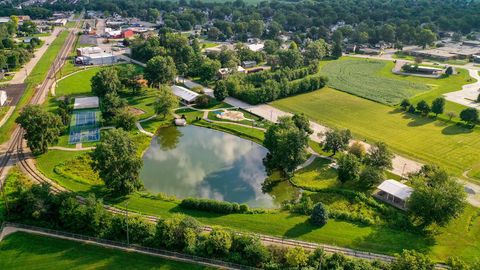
top-left (140, 125), bottom-right (299, 208)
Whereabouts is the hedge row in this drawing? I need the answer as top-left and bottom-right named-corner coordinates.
top-left (244, 64), bottom-right (318, 87)
top-left (180, 197), bottom-right (250, 214)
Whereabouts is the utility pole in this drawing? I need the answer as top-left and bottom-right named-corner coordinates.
top-left (125, 202), bottom-right (129, 245)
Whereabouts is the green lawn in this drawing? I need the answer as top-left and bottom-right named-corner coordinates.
top-left (273, 87), bottom-right (480, 179)
top-left (33, 149), bottom-right (480, 262)
top-left (320, 58), bottom-right (429, 105)
top-left (0, 232), bottom-right (213, 270)
top-left (0, 31), bottom-right (69, 144)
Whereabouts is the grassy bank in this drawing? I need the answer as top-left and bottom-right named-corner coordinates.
top-left (0, 31), bottom-right (69, 144)
top-left (0, 232), bottom-right (213, 270)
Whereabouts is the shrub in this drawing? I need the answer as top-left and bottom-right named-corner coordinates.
top-left (310, 203), bottom-right (328, 226)
top-left (180, 197), bottom-right (250, 214)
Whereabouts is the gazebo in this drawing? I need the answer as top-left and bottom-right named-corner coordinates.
top-left (374, 179), bottom-right (413, 210)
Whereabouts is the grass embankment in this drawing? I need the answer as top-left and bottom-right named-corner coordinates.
top-left (273, 86), bottom-right (480, 180)
top-left (0, 232), bottom-right (213, 270)
top-left (0, 31), bottom-right (69, 144)
top-left (34, 149), bottom-right (480, 262)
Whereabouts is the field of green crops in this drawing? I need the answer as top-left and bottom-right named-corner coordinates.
top-left (320, 58), bottom-right (429, 105)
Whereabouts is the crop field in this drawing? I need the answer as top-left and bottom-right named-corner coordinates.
top-left (0, 232), bottom-right (212, 270)
top-left (272, 87), bottom-right (480, 178)
top-left (320, 58), bottom-right (430, 105)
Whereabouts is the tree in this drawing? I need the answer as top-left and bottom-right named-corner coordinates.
top-left (359, 166), bottom-right (384, 187)
top-left (364, 141), bottom-right (393, 170)
top-left (304, 39), bottom-right (328, 64)
top-left (198, 58), bottom-right (221, 82)
top-left (416, 100), bottom-right (431, 116)
top-left (90, 129), bottom-right (143, 195)
top-left (417, 28), bottom-right (436, 49)
top-left (114, 109), bottom-right (137, 131)
top-left (248, 20), bottom-right (264, 38)
top-left (101, 92), bottom-right (127, 122)
top-left (57, 97), bottom-right (72, 126)
top-left (446, 111), bottom-right (457, 122)
top-left (323, 129), bottom-right (351, 156)
top-left (337, 153), bottom-right (360, 184)
top-left (263, 116), bottom-right (309, 175)
top-left (459, 108), bottom-right (478, 127)
top-left (292, 113), bottom-right (313, 135)
top-left (431, 97), bottom-right (445, 116)
top-left (195, 94), bottom-right (211, 108)
top-left (310, 203), bottom-right (328, 226)
top-left (408, 166), bottom-right (466, 227)
top-left (145, 56), bottom-right (177, 86)
top-left (391, 250), bottom-right (434, 270)
top-left (154, 214), bottom-right (202, 251)
top-left (348, 141), bottom-right (366, 160)
top-left (331, 42), bottom-right (342, 59)
top-left (204, 227), bottom-right (232, 256)
top-left (408, 104), bottom-right (416, 114)
top-left (400, 99), bottom-right (411, 111)
top-left (277, 47), bottom-right (303, 69)
top-left (285, 247), bottom-right (309, 268)
top-left (16, 105), bottom-right (62, 154)
top-left (214, 80), bottom-right (228, 101)
top-left (153, 86), bottom-right (179, 119)
top-left (91, 68), bottom-right (122, 97)
top-left (445, 66), bottom-right (453, 76)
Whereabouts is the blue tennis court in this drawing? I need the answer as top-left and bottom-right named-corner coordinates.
top-left (74, 110), bottom-right (97, 127)
top-left (69, 128), bottom-right (100, 144)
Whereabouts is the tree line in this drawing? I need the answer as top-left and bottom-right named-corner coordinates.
top-left (5, 175), bottom-right (474, 270)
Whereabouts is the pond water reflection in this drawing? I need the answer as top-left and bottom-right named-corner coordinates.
top-left (140, 125), bottom-right (298, 208)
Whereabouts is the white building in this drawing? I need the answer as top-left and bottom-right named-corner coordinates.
top-left (77, 47), bottom-right (103, 56)
top-left (374, 180), bottom-right (413, 210)
top-left (74, 96), bottom-right (99, 110)
top-left (0, 90), bottom-right (7, 106)
top-left (172, 85), bottom-right (199, 104)
top-left (76, 53), bottom-right (117, 65)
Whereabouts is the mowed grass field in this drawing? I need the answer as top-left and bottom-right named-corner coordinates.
top-left (0, 232), bottom-right (213, 270)
top-left (272, 87), bottom-right (480, 178)
top-left (321, 58), bottom-right (429, 105)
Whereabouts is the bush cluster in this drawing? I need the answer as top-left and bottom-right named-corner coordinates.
top-left (180, 197), bottom-right (250, 214)
top-left (244, 64), bottom-right (318, 87)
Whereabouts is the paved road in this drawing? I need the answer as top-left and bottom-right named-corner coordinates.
top-left (444, 69), bottom-right (480, 109)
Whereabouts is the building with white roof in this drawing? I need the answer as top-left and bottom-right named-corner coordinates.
top-left (0, 90), bottom-right (7, 106)
top-left (374, 179), bottom-right (413, 210)
top-left (172, 85), bottom-right (199, 104)
top-left (77, 47), bottom-right (103, 56)
top-left (74, 97), bottom-right (99, 110)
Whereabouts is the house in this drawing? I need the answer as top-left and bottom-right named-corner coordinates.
top-left (241, 61), bottom-right (257, 68)
top-left (374, 180), bottom-right (413, 210)
top-left (473, 55), bottom-right (480, 64)
top-left (217, 66), bottom-right (246, 79)
top-left (172, 85), bottom-right (199, 105)
top-left (121, 29), bottom-right (134, 38)
top-left (73, 97), bottom-right (99, 110)
top-left (247, 43), bottom-right (264, 52)
top-left (0, 90), bottom-right (7, 106)
top-left (51, 19), bottom-right (67, 26)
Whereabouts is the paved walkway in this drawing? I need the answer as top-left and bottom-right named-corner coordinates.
top-left (444, 69), bottom-right (480, 109)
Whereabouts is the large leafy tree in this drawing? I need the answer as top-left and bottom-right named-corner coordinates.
top-left (91, 68), bottom-right (122, 97)
top-left (459, 108), bottom-right (478, 127)
top-left (364, 141), bottom-right (394, 170)
top-left (90, 129), bottom-right (143, 195)
top-left (198, 57), bottom-right (221, 82)
top-left (153, 86), bottom-right (179, 119)
top-left (408, 166), bottom-right (466, 227)
top-left (16, 105), bottom-right (62, 154)
top-left (101, 92), bottom-right (127, 122)
top-left (303, 39), bottom-right (328, 64)
top-left (337, 153), bottom-right (360, 184)
top-left (431, 97), bottom-right (445, 116)
top-left (145, 55), bottom-right (177, 86)
top-left (323, 129), bottom-right (351, 156)
top-left (214, 80), bottom-right (228, 101)
top-left (391, 250), bottom-right (434, 270)
top-left (263, 116), bottom-right (309, 175)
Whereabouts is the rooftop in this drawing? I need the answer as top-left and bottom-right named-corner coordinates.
top-left (172, 85), bottom-right (199, 103)
top-left (377, 179), bottom-right (413, 200)
top-left (74, 96), bottom-right (99, 110)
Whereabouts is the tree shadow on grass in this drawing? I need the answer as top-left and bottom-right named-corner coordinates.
top-left (350, 226), bottom-right (436, 255)
top-left (388, 108), bottom-right (404, 114)
top-left (283, 218), bottom-right (316, 239)
top-left (407, 116), bottom-right (435, 127)
top-left (442, 124), bottom-right (474, 135)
